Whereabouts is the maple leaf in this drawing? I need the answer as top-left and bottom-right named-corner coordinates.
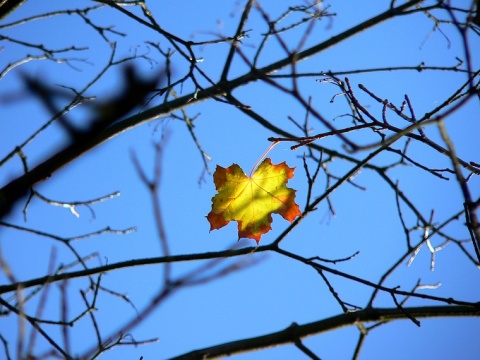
top-left (206, 158), bottom-right (301, 243)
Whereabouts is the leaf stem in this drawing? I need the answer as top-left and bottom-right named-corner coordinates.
top-left (249, 141), bottom-right (279, 177)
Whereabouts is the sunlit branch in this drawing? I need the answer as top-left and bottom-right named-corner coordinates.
top-left (437, 121), bottom-right (480, 262)
top-left (32, 190), bottom-right (120, 218)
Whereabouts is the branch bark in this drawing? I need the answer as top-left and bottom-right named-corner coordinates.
top-left (169, 305), bottom-right (480, 360)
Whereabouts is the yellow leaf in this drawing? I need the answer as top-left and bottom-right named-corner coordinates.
top-left (206, 158), bottom-right (301, 243)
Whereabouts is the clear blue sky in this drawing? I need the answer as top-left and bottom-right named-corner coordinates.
top-left (1, 1), bottom-right (479, 359)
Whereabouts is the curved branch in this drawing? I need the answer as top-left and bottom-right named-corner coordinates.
top-left (169, 305), bottom-right (480, 360)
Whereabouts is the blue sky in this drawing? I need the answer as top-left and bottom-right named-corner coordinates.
top-left (1, 1), bottom-right (479, 359)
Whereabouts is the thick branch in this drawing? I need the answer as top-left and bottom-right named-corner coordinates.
top-left (0, 0), bottom-right (27, 21)
top-left (0, 67), bottom-right (158, 218)
top-left (169, 306), bottom-right (480, 360)
top-left (0, 0), bottom-right (424, 217)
